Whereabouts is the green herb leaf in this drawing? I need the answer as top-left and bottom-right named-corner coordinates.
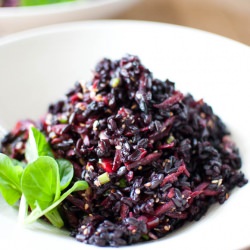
top-left (0, 127), bottom-right (89, 229)
top-left (24, 180), bottom-right (89, 226)
top-left (56, 159), bottom-right (74, 191)
top-left (0, 153), bottom-right (23, 205)
top-left (25, 127), bottom-right (53, 163)
top-left (21, 156), bottom-right (61, 210)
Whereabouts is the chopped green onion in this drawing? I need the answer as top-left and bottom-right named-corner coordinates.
top-left (167, 134), bottom-right (175, 144)
top-left (110, 78), bottom-right (120, 88)
top-left (118, 178), bottom-right (126, 188)
top-left (59, 116), bottom-right (68, 124)
top-left (142, 234), bottom-right (149, 240)
top-left (97, 172), bottom-right (110, 185)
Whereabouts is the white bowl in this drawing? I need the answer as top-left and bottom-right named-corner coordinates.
top-left (0, 0), bottom-right (138, 35)
top-left (0, 20), bottom-right (249, 250)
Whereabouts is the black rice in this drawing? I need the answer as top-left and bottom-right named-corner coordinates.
top-left (1, 55), bottom-right (248, 246)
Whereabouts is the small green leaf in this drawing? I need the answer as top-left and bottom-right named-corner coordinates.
top-left (21, 156), bottom-right (60, 210)
top-left (70, 180), bottom-right (89, 192)
top-left (20, 0), bottom-right (75, 7)
top-left (56, 159), bottom-right (74, 191)
top-left (25, 127), bottom-right (53, 164)
top-left (1, 126), bottom-right (88, 229)
top-left (0, 153), bottom-right (23, 205)
top-left (0, 181), bottom-right (22, 206)
top-left (24, 180), bottom-right (89, 226)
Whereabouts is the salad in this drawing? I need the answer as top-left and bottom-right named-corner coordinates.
top-left (0, 55), bottom-right (247, 246)
top-left (1, 0), bottom-right (75, 7)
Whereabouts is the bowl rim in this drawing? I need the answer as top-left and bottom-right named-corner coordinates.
top-left (0, 19), bottom-right (249, 50)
